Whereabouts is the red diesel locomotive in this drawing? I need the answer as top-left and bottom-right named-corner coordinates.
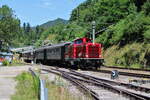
top-left (22, 37), bottom-right (104, 69)
top-left (65, 37), bottom-right (103, 69)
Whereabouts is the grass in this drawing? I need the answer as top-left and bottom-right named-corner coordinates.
top-left (2, 59), bottom-right (26, 66)
top-left (11, 72), bottom-right (39, 100)
top-left (104, 43), bottom-right (150, 69)
top-left (12, 71), bottom-right (89, 100)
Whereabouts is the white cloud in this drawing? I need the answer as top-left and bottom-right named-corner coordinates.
top-left (43, 2), bottom-right (51, 6)
top-left (38, 0), bottom-right (53, 9)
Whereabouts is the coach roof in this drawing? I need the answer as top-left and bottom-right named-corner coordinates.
top-left (35, 42), bottom-right (71, 51)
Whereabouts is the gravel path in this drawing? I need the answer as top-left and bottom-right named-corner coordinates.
top-left (0, 65), bottom-right (33, 100)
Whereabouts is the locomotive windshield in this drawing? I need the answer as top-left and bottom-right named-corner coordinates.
top-left (75, 39), bottom-right (83, 44)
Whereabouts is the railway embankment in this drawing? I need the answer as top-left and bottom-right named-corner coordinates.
top-left (104, 43), bottom-right (150, 69)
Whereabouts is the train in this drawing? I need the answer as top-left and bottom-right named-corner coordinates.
top-left (21, 37), bottom-right (104, 69)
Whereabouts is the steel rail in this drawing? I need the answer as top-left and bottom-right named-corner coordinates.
top-left (61, 73), bottom-right (148, 100)
top-left (67, 70), bottom-right (150, 100)
top-left (41, 68), bottom-right (100, 100)
top-left (62, 72), bottom-right (100, 100)
top-left (69, 70), bottom-right (150, 93)
top-left (67, 71), bottom-right (150, 93)
top-left (39, 65), bottom-right (150, 92)
top-left (103, 65), bottom-right (150, 72)
top-left (48, 68), bottom-right (150, 100)
top-left (87, 69), bottom-right (150, 78)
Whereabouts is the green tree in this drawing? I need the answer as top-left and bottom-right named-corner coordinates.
top-left (26, 23), bottom-right (31, 33)
top-left (142, 0), bottom-right (150, 16)
top-left (0, 5), bottom-right (21, 49)
top-left (23, 22), bottom-right (26, 32)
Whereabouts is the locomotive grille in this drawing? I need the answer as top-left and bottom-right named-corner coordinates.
top-left (88, 45), bottom-right (99, 58)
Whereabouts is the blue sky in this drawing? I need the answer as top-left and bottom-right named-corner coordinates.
top-left (0, 0), bottom-right (85, 26)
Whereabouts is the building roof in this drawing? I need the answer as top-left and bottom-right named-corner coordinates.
top-left (0, 52), bottom-right (13, 56)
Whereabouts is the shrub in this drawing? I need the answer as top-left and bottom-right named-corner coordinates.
top-left (11, 72), bottom-right (39, 100)
top-left (142, 1), bottom-right (150, 16)
top-left (104, 43), bottom-right (150, 69)
top-left (123, 49), bottom-right (140, 66)
top-left (2, 60), bottom-right (9, 66)
top-left (144, 28), bottom-right (150, 42)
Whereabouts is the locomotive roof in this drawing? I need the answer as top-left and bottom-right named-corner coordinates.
top-left (73, 37), bottom-right (91, 41)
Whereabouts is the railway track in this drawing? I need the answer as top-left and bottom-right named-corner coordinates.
top-left (68, 70), bottom-right (150, 93)
top-left (82, 66), bottom-right (150, 78)
top-left (104, 65), bottom-right (150, 72)
top-left (41, 66), bottom-right (150, 100)
top-left (62, 72), bottom-right (100, 100)
top-left (97, 69), bottom-right (150, 78)
top-left (41, 68), bottom-right (100, 100)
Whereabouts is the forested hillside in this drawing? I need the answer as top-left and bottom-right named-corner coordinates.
top-left (40, 18), bottom-right (68, 29)
top-left (39, 0), bottom-right (150, 46)
top-left (0, 0), bottom-right (150, 68)
top-left (0, 5), bottom-right (68, 49)
top-left (37, 0), bottom-right (150, 68)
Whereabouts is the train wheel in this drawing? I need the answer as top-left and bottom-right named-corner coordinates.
top-left (94, 63), bottom-right (100, 70)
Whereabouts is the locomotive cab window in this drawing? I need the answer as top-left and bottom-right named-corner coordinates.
top-left (75, 39), bottom-right (83, 44)
top-left (86, 39), bottom-right (92, 43)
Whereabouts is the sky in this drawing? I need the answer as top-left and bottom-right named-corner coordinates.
top-left (0, 0), bottom-right (85, 26)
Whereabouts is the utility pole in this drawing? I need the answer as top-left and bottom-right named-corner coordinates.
top-left (0, 40), bottom-right (2, 51)
top-left (92, 21), bottom-right (96, 44)
top-left (77, 7), bottom-right (80, 21)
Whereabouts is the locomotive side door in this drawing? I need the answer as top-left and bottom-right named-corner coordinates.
top-left (74, 39), bottom-right (84, 58)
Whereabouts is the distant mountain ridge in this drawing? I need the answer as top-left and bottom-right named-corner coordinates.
top-left (40, 18), bottom-right (68, 28)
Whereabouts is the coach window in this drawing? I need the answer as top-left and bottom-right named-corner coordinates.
top-left (56, 48), bottom-right (59, 54)
top-left (65, 44), bottom-right (70, 53)
top-left (75, 39), bottom-right (83, 44)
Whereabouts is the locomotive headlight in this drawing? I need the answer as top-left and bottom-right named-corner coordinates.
top-left (78, 53), bottom-right (82, 57)
top-left (99, 54), bottom-right (102, 58)
top-left (86, 54), bottom-right (88, 58)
